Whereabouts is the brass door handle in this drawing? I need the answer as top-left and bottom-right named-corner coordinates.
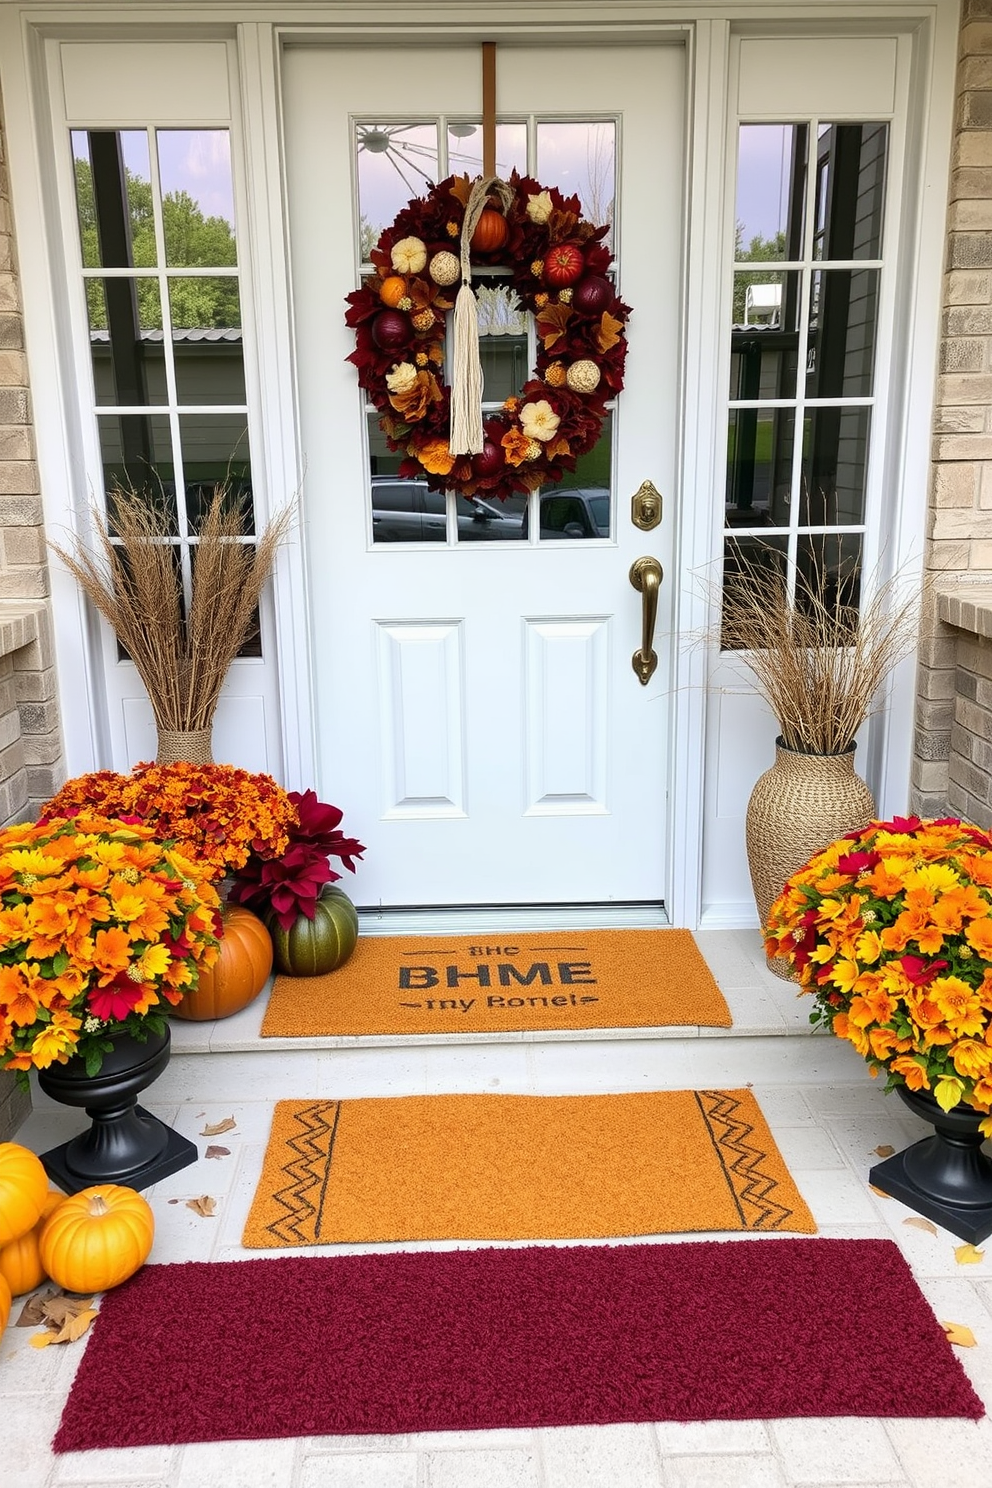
top-left (629, 556), bottom-right (662, 685)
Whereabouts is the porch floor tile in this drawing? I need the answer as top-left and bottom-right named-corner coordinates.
top-left (2, 930), bottom-right (989, 1488)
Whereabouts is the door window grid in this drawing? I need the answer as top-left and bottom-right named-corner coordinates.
top-left (725, 122), bottom-right (888, 614)
top-left (70, 127), bottom-right (258, 649)
top-left (356, 114), bottom-right (619, 546)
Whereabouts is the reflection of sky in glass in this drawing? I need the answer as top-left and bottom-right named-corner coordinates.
top-left (538, 122), bottom-right (615, 228)
top-left (356, 124), bottom-right (439, 239)
top-left (355, 118), bottom-right (618, 241)
top-left (736, 125), bottom-right (796, 251)
top-left (72, 129), bottom-right (152, 184)
top-left (157, 130), bottom-right (235, 228)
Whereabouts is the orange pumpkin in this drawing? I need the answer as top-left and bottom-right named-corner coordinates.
top-left (0, 1190), bottom-right (63, 1296)
top-left (39, 1184), bottom-right (154, 1294)
top-left (379, 275), bottom-right (409, 307)
top-left (471, 208), bottom-right (509, 252)
top-left (173, 903), bottom-right (273, 1021)
top-left (0, 1143), bottom-right (49, 1246)
top-left (0, 1272), bottom-right (10, 1337)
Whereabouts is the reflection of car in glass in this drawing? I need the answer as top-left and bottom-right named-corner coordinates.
top-left (521, 488), bottom-right (611, 540)
top-left (371, 478), bottom-right (523, 542)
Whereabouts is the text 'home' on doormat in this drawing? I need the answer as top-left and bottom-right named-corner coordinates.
top-left (260, 927), bottom-right (732, 1037)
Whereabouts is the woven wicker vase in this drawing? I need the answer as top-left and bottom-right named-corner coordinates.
top-left (155, 728), bottom-right (214, 765)
top-left (746, 738), bottom-right (876, 980)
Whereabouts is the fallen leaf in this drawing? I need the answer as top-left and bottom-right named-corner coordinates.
top-left (869, 1184), bottom-right (891, 1198)
top-left (956, 1243), bottom-right (985, 1265)
top-left (39, 1294), bottom-right (94, 1326)
top-left (943, 1320), bottom-right (978, 1348)
top-left (187, 1195), bottom-right (217, 1217)
top-left (874, 1144), bottom-right (895, 1158)
top-left (205, 1145), bottom-right (230, 1160)
top-left (31, 1308), bottom-right (98, 1348)
top-left (903, 1217), bottom-right (939, 1237)
top-left (15, 1288), bottom-right (59, 1327)
top-left (200, 1117), bottom-right (236, 1137)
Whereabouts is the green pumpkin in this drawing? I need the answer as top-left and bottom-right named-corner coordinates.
top-left (270, 885), bottom-right (359, 976)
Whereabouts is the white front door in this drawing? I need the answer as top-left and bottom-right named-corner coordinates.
top-left (282, 42), bottom-right (684, 907)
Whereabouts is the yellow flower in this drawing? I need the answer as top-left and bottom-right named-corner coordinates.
top-left (30, 1012), bottom-right (82, 1068)
top-left (519, 400), bottom-right (561, 443)
top-left (950, 1038), bottom-right (992, 1080)
top-left (385, 362), bottom-right (419, 396)
top-left (907, 863), bottom-right (962, 895)
top-left (855, 929), bottom-right (884, 964)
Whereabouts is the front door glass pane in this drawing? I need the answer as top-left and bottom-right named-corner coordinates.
top-left (447, 121), bottom-right (527, 181)
top-left (537, 121), bottom-right (616, 235)
top-left (356, 123), bottom-right (439, 258)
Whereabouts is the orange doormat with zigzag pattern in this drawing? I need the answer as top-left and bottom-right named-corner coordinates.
top-left (242, 1089), bottom-right (816, 1247)
top-left (260, 928), bottom-right (731, 1038)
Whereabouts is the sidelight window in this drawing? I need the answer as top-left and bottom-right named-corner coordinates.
top-left (70, 126), bottom-right (260, 653)
top-left (724, 120), bottom-right (888, 627)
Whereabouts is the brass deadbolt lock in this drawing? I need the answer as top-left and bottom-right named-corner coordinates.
top-left (631, 480), bottom-right (662, 531)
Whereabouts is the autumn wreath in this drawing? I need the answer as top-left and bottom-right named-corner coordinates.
top-left (346, 172), bottom-right (630, 502)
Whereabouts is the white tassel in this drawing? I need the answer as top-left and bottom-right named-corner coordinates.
top-left (449, 281), bottom-right (484, 455)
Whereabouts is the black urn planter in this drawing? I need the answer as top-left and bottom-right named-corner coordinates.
top-left (37, 1025), bottom-right (197, 1195)
top-left (869, 1085), bottom-right (992, 1244)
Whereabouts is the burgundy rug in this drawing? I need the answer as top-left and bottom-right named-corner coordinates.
top-left (54, 1239), bottom-right (982, 1451)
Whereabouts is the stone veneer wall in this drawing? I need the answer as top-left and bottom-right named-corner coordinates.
top-left (914, 0), bottom-right (992, 815)
top-left (0, 90), bottom-right (66, 1138)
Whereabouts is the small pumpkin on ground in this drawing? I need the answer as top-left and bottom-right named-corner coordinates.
top-left (0, 1142), bottom-right (49, 1247)
top-left (0, 1190), bottom-right (63, 1296)
top-left (39, 1184), bottom-right (154, 1293)
top-left (173, 903), bottom-right (273, 1021)
top-left (0, 1271), bottom-right (10, 1336)
top-left (270, 885), bottom-right (359, 977)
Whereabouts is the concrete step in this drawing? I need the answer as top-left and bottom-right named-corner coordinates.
top-left (150, 928), bottom-right (872, 1103)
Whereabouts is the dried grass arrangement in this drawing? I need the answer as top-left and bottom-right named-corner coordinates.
top-left (51, 483), bottom-right (293, 738)
top-left (720, 543), bottom-right (921, 756)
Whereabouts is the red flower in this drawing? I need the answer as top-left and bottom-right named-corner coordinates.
top-left (88, 975), bottom-right (147, 1022)
top-left (900, 955), bottom-right (948, 987)
top-left (885, 816), bottom-right (923, 835)
top-left (836, 850), bottom-right (881, 875)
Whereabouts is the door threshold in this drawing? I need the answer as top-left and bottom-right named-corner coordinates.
top-left (356, 903), bottom-right (670, 935)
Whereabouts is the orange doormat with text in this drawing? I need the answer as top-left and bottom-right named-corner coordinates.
top-left (242, 1088), bottom-right (815, 1246)
top-left (260, 928), bottom-right (731, 1038)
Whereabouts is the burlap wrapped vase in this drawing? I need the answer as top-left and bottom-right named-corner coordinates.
top-left (746, 738), bottom-right (875, 980)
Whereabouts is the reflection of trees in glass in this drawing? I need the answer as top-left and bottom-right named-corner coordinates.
top-left (733, 228), bottom-right (786, 322)
top-left (358, 214), bottom-right (378, 264)
top-left (76, 159), bottom-right (239, 330)
top-left (581, 126), bottom-right (615, 231)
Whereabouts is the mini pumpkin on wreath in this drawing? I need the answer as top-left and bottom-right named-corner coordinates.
top-left (345, 171), bottom-right (630, 503)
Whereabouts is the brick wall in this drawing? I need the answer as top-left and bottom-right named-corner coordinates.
top-left (913, 0), bottom-right (992, 814)
top-left (0, 89), bottom-right (65, 818)
top-left (0, 86), bottom-right (64, 1139)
